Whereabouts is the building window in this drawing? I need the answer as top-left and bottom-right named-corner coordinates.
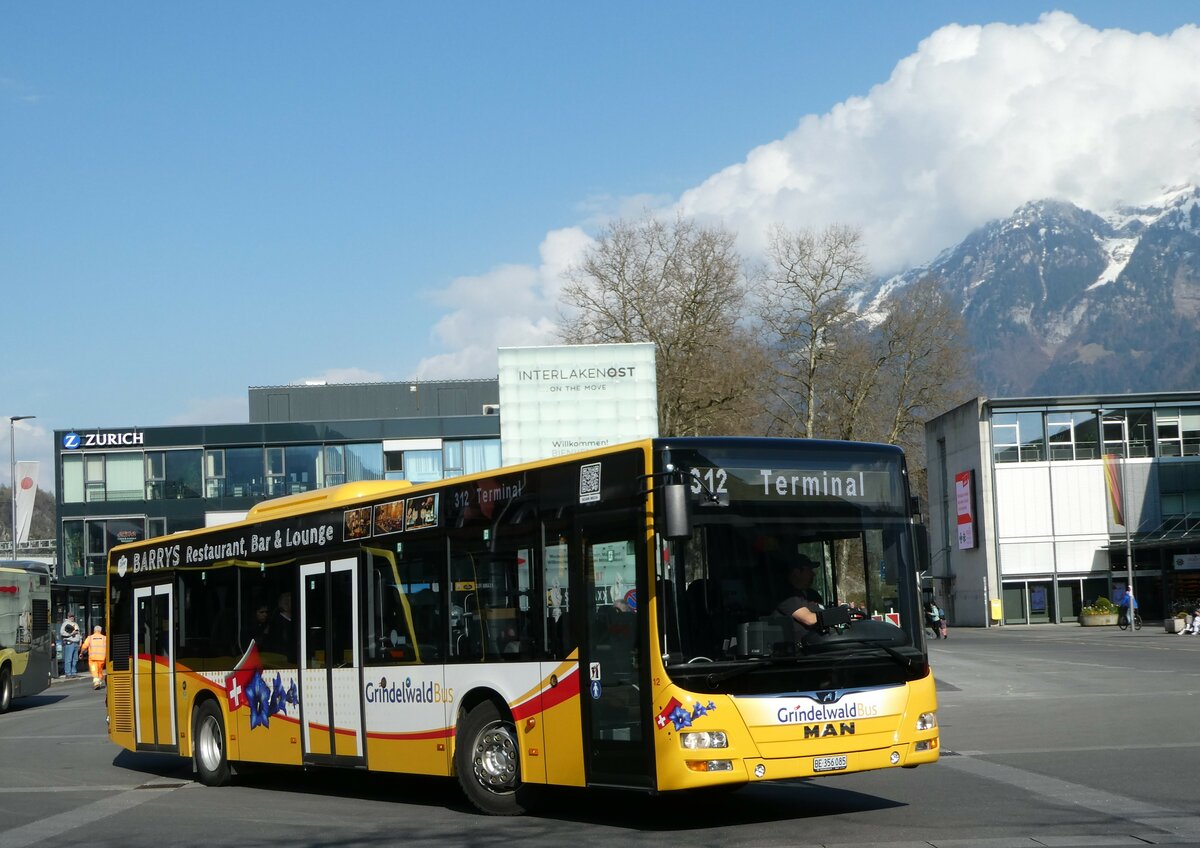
top-left (1105, 409), bottom-right (1155, 458)
top-left (64, 517), bottom-right (147, 578)
top-left (462, 439), bottom-right (502, 475)
top-left (225, 447), bottom-right (265, 497)
top-left (1047, 411), bottom-right (1098, 461)
top-left (283, 445), bottom-right (320, 494)
top-left (61, 520), bottom-right (84, 578)
top-left (62, 455), bottom-right (84, 503)
top-left (346, 443), bottom-right (384, 482)
top-left (385, 451), bottom-right (405, 481)
top-left (443, 441), bottom-right (464, 479)
top-left (1159, 407), bottom-right (1200, 457)
top-left (106, 454), bottom-right (144, 501)
top-left (85, 455), bottom-right (106, 502)
top-left (991, 412), bottom-right (1044, 463)
top-left (145, 452), bottom-right (165, 499)
top-left (1185, 409), bottom-right (1200, 456)
top-left (205, 449), bottom-right (226, 498)
top-left (266, 447), bottom-right (286, 496)
top-left (144, 450), bottom-right (202, 499)
top-left (323, 445), bottom-right (346, 488)
top-left (1158, 408), bottom-right (1182, 457)
top-left (1159, 463), bottom-right (1200, 517)
top-left (404, 450), bottom-right (443, 484)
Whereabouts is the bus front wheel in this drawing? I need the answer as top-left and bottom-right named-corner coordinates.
top-left (455, 701), bottom-right (526, 815)
top-left (193, 700), bottom-right (232, 787)
top-left (0, 665), bottom-right (11, 714)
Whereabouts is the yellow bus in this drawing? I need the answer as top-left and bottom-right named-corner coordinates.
top-left (0, 560), bottom-right (54, 712)
top-left (103, 437), bottom-right (938, 814)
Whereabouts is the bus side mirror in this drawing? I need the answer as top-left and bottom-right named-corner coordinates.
top-left (661, 483), bottom-right (692, 540)
top-left (914, 523), bottom-right (931, 573)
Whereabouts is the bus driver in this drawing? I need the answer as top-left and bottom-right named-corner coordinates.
top-left (777, 554), bottom-right (850, 632)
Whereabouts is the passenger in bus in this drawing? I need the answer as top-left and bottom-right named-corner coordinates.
top-left (251, 603), bottom-right (273, 648)
top-left (270, 591), bottom-right (295, 661)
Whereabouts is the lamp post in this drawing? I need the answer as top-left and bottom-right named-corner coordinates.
top-left (8, 415), bottom-right (35, 562)
top-left (1103, 412), bottom-right (1135, 634)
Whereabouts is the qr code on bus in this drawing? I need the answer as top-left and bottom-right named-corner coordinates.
top-left (579, 462), bottom-right (602, 504)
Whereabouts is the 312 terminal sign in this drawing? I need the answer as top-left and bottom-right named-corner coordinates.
top-left (688, 465), bottom-right (889, 503)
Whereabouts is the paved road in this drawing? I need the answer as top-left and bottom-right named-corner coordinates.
top-left (2, 624), bottom-right (1199, 847)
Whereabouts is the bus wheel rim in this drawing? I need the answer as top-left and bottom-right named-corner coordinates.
top-left (472, 721), bottom-right (517, 793)
top-left (198, 716), bottom-right (222, 771)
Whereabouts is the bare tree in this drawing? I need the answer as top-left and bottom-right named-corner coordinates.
top-left (755, 224), bottom-right (870, 438)
top-left (558, 214), bottom-right (763, 436)
top-left (874, 275), bottom-right (979, 457)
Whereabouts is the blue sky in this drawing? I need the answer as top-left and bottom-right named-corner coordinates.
top-left (3, 2), bottom-right (1199, 487)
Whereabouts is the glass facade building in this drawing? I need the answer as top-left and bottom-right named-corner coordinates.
top-left (52, 380), bottom-right (502, 634)
top-left (925, 392), bottom-right (1200, 627)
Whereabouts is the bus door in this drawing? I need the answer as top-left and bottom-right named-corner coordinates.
top-left (132, 582), bottom-right (177, 751)
top-left (579, 515), bottom-right (652, 788)
top-left (299, 558), bottom-right (364, 764)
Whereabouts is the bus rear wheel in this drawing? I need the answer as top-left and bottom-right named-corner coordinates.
top-left (193, 700), bottom-right (232, 787)
top-left (0, 665), bottom-right (11, 714)
top-left (455, 701), bottom-right (526, 815)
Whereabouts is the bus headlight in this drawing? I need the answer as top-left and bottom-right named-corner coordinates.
top-left (680, 730), bottom-right (728, 750)
top-left (916, 712), bottom-right (937, 731)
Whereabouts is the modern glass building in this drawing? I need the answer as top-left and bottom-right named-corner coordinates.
top-left (925, 392), bottom-right (1200, 627)
top-left (53, 379), bottom-right (502, 629)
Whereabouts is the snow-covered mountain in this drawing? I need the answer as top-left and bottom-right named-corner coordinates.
top-left (871, 185), bottom-right (1200, 396)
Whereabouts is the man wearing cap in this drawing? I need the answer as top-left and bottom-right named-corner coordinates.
top-left (777, 554), bottom-right (826, 629)
top-left (60, 613), bottom-right (82, 678)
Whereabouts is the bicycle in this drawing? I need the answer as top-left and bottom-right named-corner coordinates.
top-left (1117, 609), bottom-right (1143, 631)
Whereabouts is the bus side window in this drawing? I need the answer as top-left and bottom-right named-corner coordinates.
top-left (544, 533), bottom-right (571, 660)
top-left (368, 541), bottom-right (444, 665)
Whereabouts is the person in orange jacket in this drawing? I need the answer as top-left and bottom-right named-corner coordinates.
top-left (81, 625), bottom-right (107, 689)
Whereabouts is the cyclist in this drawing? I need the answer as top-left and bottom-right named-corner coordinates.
top-left (1118, 587), bottom-right (1141, 630)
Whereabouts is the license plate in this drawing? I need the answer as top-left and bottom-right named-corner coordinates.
top-left (813, 755), bottom-right (847, 773)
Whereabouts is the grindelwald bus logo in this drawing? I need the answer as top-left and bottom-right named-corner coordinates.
top-left (117, 555), bottom-right (128, 578)
top-left (365, 675), bottom-right (453, 704)
top-left (63, 432), bottom-right (81, 450)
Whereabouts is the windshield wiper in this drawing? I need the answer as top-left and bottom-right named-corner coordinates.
top-left (804, 637), bottom-right (918, 670)
top-left (665, 657), bottom-right (799, 686)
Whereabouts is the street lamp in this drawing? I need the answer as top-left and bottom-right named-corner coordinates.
top-left (1102, 412), bottom-right (1135, 634)
top-left (8, 415), bottom-right (35, 562)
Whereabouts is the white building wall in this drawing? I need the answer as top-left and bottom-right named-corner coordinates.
top-left (924, 397), bottom-right (995, 628)
top-left (994, 461), bottom-right (1109, 579)
top-left (1055, 539), bottom-right (1110, 573)
top-left (995, 465), bottom-right (1053, 537)
top-left (997, 541), bottom-right (1054, 576)
top-left (1049, 462), bottom-right (1109, 536)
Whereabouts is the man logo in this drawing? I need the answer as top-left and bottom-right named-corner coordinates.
top-left (63, 432), bottom-right (81, 450)
top-left (816, 690), bottom-right (841, 704)
top-left (117, 555), bottom-right (128, 578)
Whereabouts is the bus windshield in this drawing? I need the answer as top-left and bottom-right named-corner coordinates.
top-left (657, 442), bottom-right (925, 693)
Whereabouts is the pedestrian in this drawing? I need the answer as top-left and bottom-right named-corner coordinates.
top-left (938, 604), bottom-right (948, 639)
top-left (81, 625), bottom-right (107, 689)
top-left (1182, 605), bottom-right (1200, 635)
top-left (924, 600), bottom-right (942, 639)
top-left (59, 612), bottom-right (82, 678)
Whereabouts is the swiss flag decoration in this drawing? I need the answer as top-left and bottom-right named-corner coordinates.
top-left (655, 697), bottom-right (682, 731)
top-left (224, 641), bottom-right (262, 711)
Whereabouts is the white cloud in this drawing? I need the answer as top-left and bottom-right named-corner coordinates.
top-left (678, 12), bottom-right (1200, 274)
top-left (413, 227), bottom-right (592, 378)
top-left (417, 13), bottom-right (1200, 372)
